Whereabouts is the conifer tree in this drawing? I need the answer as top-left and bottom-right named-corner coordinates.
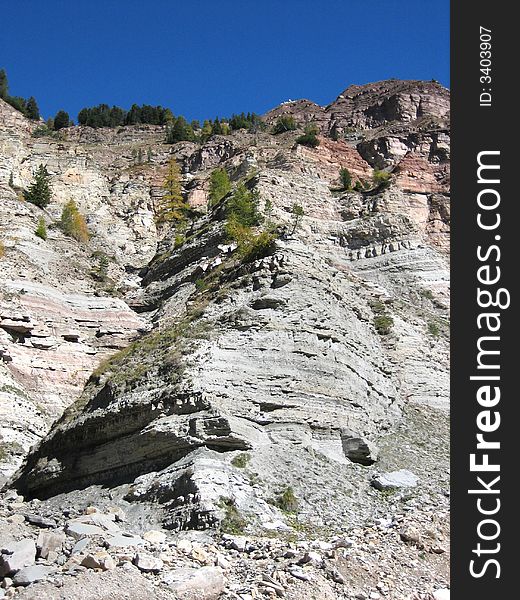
top-left (25, 97), bottom-right (40, 120)
top-left (54, 110), bottom-right (70, 130)
top-left (208, 168), bottom-right (231, 207)
top-left (0, 69), bottom-right (8, 99)
top-left (60, 200), bottom-right (90, 242)
top-left (156, 159), bottom-right (189, 224)
top-left (25, 164), bottom-right (52, 208)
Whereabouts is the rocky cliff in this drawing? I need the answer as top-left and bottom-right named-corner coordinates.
top-left (0, 81), bottom-right (450, 599)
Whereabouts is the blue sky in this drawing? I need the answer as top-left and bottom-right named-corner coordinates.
top-left (1, 0), bottom-right (449, 122)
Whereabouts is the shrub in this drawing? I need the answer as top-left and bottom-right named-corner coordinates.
top-left (231, 453), bottom-right (251, 468)
top-left (296, 124), bottom-right (319, 148)
top-left (219, 498), bottom-right (247, 534)
top-left (0, 240), bottom-right (4, 258)
top-left (25, 164), bottom-right (52, 208)
top-left (195, 278), bottom-right (209, 291)
top-left (60, 200), bottom-right (90, 242)
top-left (374, 314), bottom-right (394, 335)
top-left (275, 486), bottom-right (299, 513)
top-left (208, 168), bottom-right (231, 207)
top-left (273, 115), bottom-right (297, 134)
top-left (372, 169), bottom-right (391, 189)
top-left (428, 321), bottom-right (440, 337)
top-left (339, 167), bottom-right (352, 191)
top-left (35, 216), bottom-right (47, 240)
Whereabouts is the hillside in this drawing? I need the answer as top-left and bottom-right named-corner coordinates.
top-left (0, 81), bottom-right (450, 600)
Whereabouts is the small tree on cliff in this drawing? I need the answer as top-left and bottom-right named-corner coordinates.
top-left (25, 164), bottom-right (52, 208)
top-left (339, 167), bottom-right (352, 191)
top-left (208, 168), bottom-right (231, 207)
top-left (60, 200), bottom-right (90, 243)
top-left (290, 203), bottom-right (304, 235)
top-left (156, 158), bottom-right (190, 224)
top-left (54, 110), bottom-right (70, 130)
top-left (25, 97), bottom-right (40, 120)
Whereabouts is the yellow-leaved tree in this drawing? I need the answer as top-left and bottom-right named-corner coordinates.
top-left (156, 158), bottom-right (190, 225)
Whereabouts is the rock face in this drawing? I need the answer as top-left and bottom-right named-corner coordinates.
top-left (1, 80), bottom-right (450, 598)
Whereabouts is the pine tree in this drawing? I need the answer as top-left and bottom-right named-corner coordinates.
top-left (290, 203), bottom-right (304, 234)
top-left (156, 159), bottom-right (189, 224)
top-left (25, 97), bottom-right (40, 120)
top-left (0, 69), bottom-right (8, 99)
top-left (54, 110), bottom-right (70, 130)
top-left (25, 164), bottom-right (52, 208)
top-left (339, 167), bottom-right (352, 191)
top-left (208, 168), bottom-right (231, 207)
top-left (35, 216), bottom-right (47, 240)
top-left (60, 200), bottom-right (90, 242)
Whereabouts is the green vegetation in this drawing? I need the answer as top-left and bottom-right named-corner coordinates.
top-left (226, 183), bottom-right (262, 228)
top-left (222, 181), bottom-right (278, 263)
top-left (219, 498), bottom-right (247, 534)
top-left (195, 278), bottom-right (209, 291)
top-left (427, 321), bottom-right (440, 337)
top-left (53, 110), bottom-right (70, 130)
top-left (208, 168), bottom-right (231, 207)
top-left (374, 314), bottom-right (394, 335)
top-left (0, 69), bottom-right (41, 120)
top-left (231, 453), bottom-right (251, 468)
top-left (290, 203), bottom-right (304, 234)
top-left (78, 103), bottom-right (173, 128)
top-left (165, 116), bottom-right (196, 143)
top-left (25, 164), bottom-right (52, 208)
top-left (90, 251), bottom-right (110, 282)
top-left (60, 200), bottom-right (90, 243)
top-left (25, 97), bottom-right (40, 120)
top-left (274, 486), bottom-right (299, 513)
top-left (35, 216), bottom-right (47, 240)
top-left (155, 158), bottom-right (190, 225)
top-left (273, 115), bottom-right (297, 134)
top-left (296, 123), bottom-right (319, 148)
top-left (370, 299), bottom-right (394, 335)
top-left (228, 112), bottom-right (264, 132)
top-left (372, 169), bottom-right (392, 190)
top-left (339, 167), bottom-right (352, 191)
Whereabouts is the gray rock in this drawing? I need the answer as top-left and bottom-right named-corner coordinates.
top-left (162, 566), bottom-right (225, 599)
top-left (0, 539), bottom-right (36, 577)
top-left (81, 551), bottom-right (116, 571)
top-left (371, 469), bottom-right (419, 491)
top-left (12, 565), bottom-right (52, 586)
top-left (134, 553), bottom-right (164, 573)
top-left (24, 513), bottom-right (58, 529)
top-left (341, 434), bottom-right (379, 465)
top-left (71, 538), bottom-right (90, 555)
top-left (104, 532), bottom-right (144, 548)
top-left (65, 522), bottom-right (105, 540)
top-left (37, 530), bottom-right (65, 559)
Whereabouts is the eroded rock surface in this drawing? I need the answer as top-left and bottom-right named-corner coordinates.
top-left (1, 80), bottom-right (450, 598)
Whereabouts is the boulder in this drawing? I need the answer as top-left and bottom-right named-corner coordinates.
top-left (134, 552), bottom-right (164, 573)
top-left (371, 469), bottom-right (419, 491)
top-left (81, 551), bottom-right (116, 571)
top-left (12, 565), bottom-right (52, 586)
top-left (0, 539), bottom-right (36, 577)
top-left (162, 566), bottom-right (225, 599)
top-left (36, 531), bottom-right (65, 559)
